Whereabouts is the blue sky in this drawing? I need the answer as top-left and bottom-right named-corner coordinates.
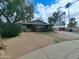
top-left (33, 0), bottom-right (79, 26)
top-left (33, 0), bottom-right (58, 14)
top-left (34, 0), bottom-right (57, 6)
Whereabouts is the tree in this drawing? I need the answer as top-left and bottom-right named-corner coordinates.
top-left (25, 4), bottom-right (34, 22)
top-left (48, 11), bottom-right (66, 31)
top-left (48, 11), bottom-right (60, 31)
top-left (48, 17), bottom-right (53, 31)
top-left (59, 12), bottom-right (66, 27)
top-left (48, 17), bottom-right (53, 25)
top-left (0, 0), bottom-right (34, 38)
top-left (0, 0), bottom-right (34, 23)
top-left (68, 18), bottom-right (77, 28)
top-left (52, 12), bottom-right (60, 25)
top-left (48, 12), bottom-right (59, 25)
top-left (60, 21), bottom-right (66, 26)
top-left (48, 11), bottom-right (65, 25)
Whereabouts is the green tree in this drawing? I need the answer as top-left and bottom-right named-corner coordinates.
top-left (61, 21), bottom-right (66, 27)
top-left (48, 11), bottom-right (65, 25)
top-left (48, 11), bottom-right (66, 31)
top-left (48, 17), bottom-right (53, 25)
top-left (48, 12), bottom-right (59, 26)
top-left (59, 12), bottom-right (66, 27)
top-left (0, 0), bottom-right (34, 23)
top-left (25, 4), bottom-right (34, 22)
top-left (48, 12), bottom-right (60, 31)
top-left (0, 0), bottom-right (34, 38)
top-left (68, 18), bottom-right (77, 28)
top-left (48, 17), bottom-right (53, 31)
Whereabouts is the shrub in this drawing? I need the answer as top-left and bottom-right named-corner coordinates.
top-left (54, 39), bottom-right (66, 43)
top-left (0, 22), bottom-right (22, 38)
top-left (0, 19), bottom-right (4, 34)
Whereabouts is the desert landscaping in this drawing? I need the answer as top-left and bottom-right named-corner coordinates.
top-left (0, 31), bottom-right (79, 59)
top-left (0, 0), bottom-right (79, 59)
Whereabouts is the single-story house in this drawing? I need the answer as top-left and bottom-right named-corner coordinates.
top-left (21, 20), bottom-right (51, 32)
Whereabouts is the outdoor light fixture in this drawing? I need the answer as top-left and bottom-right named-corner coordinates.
top-left (65, 2), bottom-right (72, 23)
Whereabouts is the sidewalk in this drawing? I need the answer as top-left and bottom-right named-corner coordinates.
top-left (17, 40), bottom-right (79, 59)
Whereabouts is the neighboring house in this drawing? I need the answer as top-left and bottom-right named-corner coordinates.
top-left (53, 25), bottom-right (67, 31)
top-left (21, 20), bottom-right (50, 32)
top-left (53, 21), bottom-right (66, 31)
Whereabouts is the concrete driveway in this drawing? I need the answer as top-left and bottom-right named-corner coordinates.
top-left (17, 40), bottom-right (79, 59)
top-left (55, 31), bottom-right (79, 40)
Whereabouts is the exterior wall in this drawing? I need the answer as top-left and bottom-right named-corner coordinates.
top-left (22, 24), bottom-right (49, 32)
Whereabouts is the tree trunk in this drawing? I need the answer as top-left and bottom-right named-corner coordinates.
top-left (0, 10), bottom-right (11, 23)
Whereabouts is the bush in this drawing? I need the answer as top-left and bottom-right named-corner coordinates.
top-left (0, 19), bottom-right (4, 34)
top-left (48, 27), bottom-right (54, 32)
top-left (0, 22), bottom-right (22, 38)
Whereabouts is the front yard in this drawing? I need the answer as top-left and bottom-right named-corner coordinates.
top-left (1, 31), bottom-right (79, 59)
top-left (1, 32), bottom-right (54, 59)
